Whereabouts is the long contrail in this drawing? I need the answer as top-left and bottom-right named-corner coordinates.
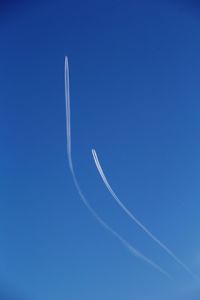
top-left (91, 149), bottom-right (199, 281)
top-left (64, 56), bottom-right (172, 280)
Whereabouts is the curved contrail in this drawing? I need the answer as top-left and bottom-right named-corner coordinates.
top-left (91, 149), bottom-right (199, 281)
top-left (64, 56), bottom-right (172, 280)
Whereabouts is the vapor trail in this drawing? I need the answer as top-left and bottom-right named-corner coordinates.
top-left (64, 56), bottom-right (172, 280)
top-left (91, 149), bottom-right (199, 281)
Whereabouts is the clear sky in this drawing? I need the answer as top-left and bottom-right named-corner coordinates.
top-left (1, 0), bottom-right (200, 299)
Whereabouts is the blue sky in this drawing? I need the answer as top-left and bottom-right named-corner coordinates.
top-left (1, 0), bottom-right (200, 299)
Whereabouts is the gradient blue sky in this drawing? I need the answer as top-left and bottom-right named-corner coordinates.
top-left (1, 1), bottom-right (200, 299)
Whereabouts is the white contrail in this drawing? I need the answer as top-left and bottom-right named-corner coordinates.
top-left (91, 149), bottom-right (199, 281)
top-left (64, 56), bottom-right (172, 280)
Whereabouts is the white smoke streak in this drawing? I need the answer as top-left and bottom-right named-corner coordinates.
top-left (64, 56), bottom-right (172, 280)
top-left (91, 149), bottom-right (199, 281)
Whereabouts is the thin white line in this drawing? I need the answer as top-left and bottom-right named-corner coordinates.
top-left (64, 56), bottom-right (172, 280)
top-left (92, 148), bottom-right (199, 281)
